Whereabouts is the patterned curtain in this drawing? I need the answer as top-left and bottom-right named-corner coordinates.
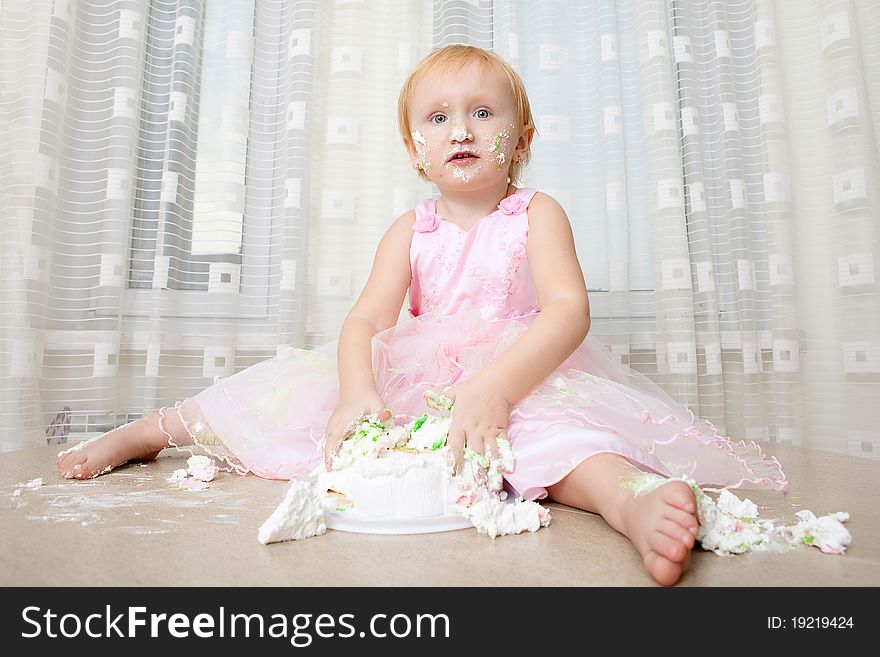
top-left (1, 0), bottom-right (878, 460)
top-left (490, 0), bottom-right (880, 455)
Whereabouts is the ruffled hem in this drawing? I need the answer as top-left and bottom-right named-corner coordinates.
top-left (372, 304), bottom-right (788, 494)
top-left (158, 400), bottom-right (250, 476)
top-left (510, 401), bottom-right (787, 494)
top-left (171, 301), bottom-right (787, 494)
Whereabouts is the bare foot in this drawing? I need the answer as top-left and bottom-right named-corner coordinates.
top-left (620, 480), bottom-right (699, 586)
top-left (56, 417), bottom-right (167, 480)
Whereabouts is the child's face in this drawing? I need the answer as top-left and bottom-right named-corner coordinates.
top-left (407, 61), bottom-right (528, 190)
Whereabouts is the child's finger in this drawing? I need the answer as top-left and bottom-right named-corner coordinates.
top-left (483, 431), bottom-right (501, 462)
top-left (446, 425), bottom-right (466, 474)
top-left (322, 433), bottom-right (338, 470)
top-left (466, 434), bottom-right (484, 460)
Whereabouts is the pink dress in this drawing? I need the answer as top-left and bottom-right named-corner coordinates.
top-left (168, 187), bottom-right (787, 500)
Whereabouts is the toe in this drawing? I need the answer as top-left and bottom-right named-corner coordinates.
top-left (72, 462), bottom-right (94, 479)
top-left (644, 550), bottom-right (683, 586)
top-left (648, 528), bottom-right (689, 563)
top-left (662, 504), bottom-right (699, 536)
top-left (658, 518), bottom-right (695, 548)
top-left (660, 480), bottom-right (696, 513)
top-left (58, 453), bottom-right (87, 478)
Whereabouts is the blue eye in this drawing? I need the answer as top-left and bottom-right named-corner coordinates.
top-left (430, 114), bottom-right (447, 125)
top-left (475, 109), bottom-right (491, 119)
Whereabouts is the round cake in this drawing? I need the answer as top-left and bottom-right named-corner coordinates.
top-left (315, 407), bottom-right (459, 520)
top-left (318, 450), bottom-right (455, 519)
top-left (257, 391), bottom-right (552, 543)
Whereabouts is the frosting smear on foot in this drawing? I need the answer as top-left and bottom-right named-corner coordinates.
top-left (624, 472), bottom-right (852, 556)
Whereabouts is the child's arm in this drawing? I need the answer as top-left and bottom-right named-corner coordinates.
top-left (443, 193), bottom-right (590, 467)
top-left (336, 210), bottom-right (415, 400)
top-left (324, 211), bottom-right (414, 469)
top-left (473, 192), bottom-right (591, 406)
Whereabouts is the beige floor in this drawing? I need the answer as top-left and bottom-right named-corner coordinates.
top-left (1, 443), bottom-right (878, 586)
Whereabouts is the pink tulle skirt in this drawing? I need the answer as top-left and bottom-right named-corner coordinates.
top-left (172, 304), bottom-right (788, 501)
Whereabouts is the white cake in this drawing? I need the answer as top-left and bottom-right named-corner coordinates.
top-left (317, 449), bottom-right (456, 519)
top-left (257, 392), bottom-right (552, 543)
top-left (315, 405), bottom-right (457, 519)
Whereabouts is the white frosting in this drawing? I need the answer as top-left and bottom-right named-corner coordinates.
top-left (452, 489), bottom-right (551, 539)
top-left (57, 435), bottom-right (101, 458)
top-left (625, 472), bottom-right (852, 557)
top-left (318, 449), bottom-right (455, 518)
top-left (496, 439), bottom-right (515, 473)
top-left (457, 437), bottom-right (514, 493)
top-left (321, 397), bottom-right (552, 535)
top-left (332, 414), bottom-right (406, 469)
top-left (448, 123), bottom-right (469, 142)
top-left (696, 487), bottom-right (783, 555)
top-left (785, 510), bottom-right (851, 555)
top-left (258, 478), bottom-right (326, 544)
top-left (186, 455), bottom-right (218, 482)
top-left (317, 440), bottom-right (552, 537)
top-left (257, 391), bottom-right (554, 542)
top-left (407, 414), bottom-right (451, 451)
top-left (167, 466), bottom-right (209, 491)
top-left (169, 469), bottom-right (187, 481)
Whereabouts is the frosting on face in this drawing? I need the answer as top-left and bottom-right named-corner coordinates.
top-left (487, 123), bottom-right (516, 169)
top-left (447, 113), bottom-right (470, 143)
top-left (407, 63), bottom-right (522, 187)
top-left (443, 146), bottom-right (484, 184)
top-left (411, 129), bottom-right (431, 174)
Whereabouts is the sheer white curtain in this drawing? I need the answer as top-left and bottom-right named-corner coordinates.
top-left (494, 0), bottom-right (880, 456)
top-left (0, 0), bottom-right (433, 449)
top-left (1, 0), bottom-right (878, 459)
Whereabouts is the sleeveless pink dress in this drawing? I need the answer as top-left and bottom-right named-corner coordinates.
top-left (170, 187), bottom-right (787, 500)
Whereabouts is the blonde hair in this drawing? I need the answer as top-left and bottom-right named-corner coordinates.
top-left (397, 45), bottom-right (537, 186)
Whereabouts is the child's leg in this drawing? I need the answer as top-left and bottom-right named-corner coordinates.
top-left (56, 409), bottom-right (191, 480)
top-left (546, 452), bottom-right (698, 586)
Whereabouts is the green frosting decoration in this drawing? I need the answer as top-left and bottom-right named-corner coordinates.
top-left (412, 414), bottom-right (427, 432)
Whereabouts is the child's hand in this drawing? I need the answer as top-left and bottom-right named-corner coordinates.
top-left (323, 394), bottom-right (392, 470)
top-left (444, 376), bottom-right (511, 475)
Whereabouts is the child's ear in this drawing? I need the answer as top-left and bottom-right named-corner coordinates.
top-left (517, 124), bottom-right (535, 151)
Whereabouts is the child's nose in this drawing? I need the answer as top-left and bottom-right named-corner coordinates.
top-left (448, 121), bottom-right (473, 142)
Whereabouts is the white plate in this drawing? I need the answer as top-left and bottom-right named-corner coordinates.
top-left (324, 509), bottom-right (473, 535)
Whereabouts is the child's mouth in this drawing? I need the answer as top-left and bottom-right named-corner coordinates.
top-left (448, 155), bottom-right (479, 165)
